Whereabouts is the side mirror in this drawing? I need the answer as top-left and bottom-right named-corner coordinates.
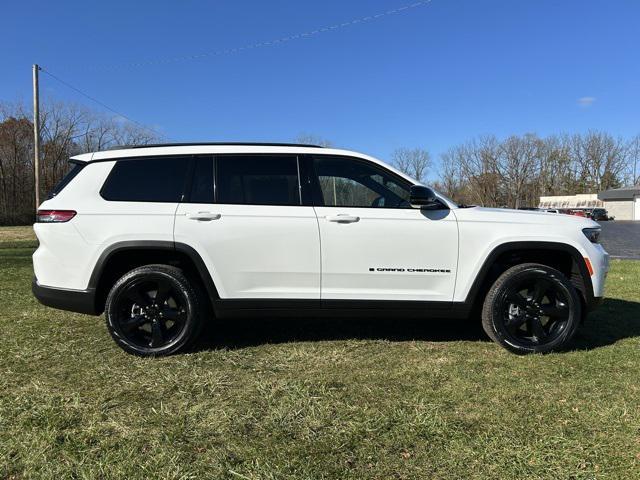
top-left (410, 185), bottom-right (442, 209)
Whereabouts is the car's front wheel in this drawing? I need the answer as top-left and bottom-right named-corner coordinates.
top-left (482, 263), bottom-right (582, 354)
top-left (105, 264), bottom-right (205, 356)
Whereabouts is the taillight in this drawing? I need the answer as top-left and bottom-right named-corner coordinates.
top-left (36, 210), bottom-right (77, 223)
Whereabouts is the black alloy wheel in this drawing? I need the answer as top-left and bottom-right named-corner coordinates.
top-left (115, 278), bottom-right (186, 348)
top-left (482, 263), bottom-right (581, 354)
top-left (105, 265), bottom-right (205, 356)
top-left (500, 277), bottom-right (570, 346)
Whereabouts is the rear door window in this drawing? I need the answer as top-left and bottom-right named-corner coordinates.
top-left (101, 156), bottom-right (190, 202)
top-left (187, 156), bottom-right (215, 203)
top-left (215, 155), bottom-right (300, 206)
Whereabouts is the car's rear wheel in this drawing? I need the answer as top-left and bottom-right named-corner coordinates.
top-left (482, 263), bottom-right (582, 354)
top-left (105, 264), bottom-right (205, 356)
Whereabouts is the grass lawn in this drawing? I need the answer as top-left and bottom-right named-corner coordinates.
top-left (1, 226), bottom-right (639, 479)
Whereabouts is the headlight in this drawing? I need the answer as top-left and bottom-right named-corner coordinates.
top-left (582, 227), bottom-right (600, 243)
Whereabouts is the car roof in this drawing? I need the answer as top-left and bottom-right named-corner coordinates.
top-left (70, 142), bottom-right (420, 184)
top-left (70, 143), bottom-right (371, 162)
top-left (122, 142), bottom-right (325, 149)
top-left (71, 143), bottom-right (327, 161)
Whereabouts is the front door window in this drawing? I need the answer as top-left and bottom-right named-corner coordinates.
top-left (313, 156), bottom-right (411, 208)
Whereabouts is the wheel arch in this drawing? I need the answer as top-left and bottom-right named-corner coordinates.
top-left (463, 241), bottom-right (594, 316)
top-left (90, 241), bottom-right (219, 314)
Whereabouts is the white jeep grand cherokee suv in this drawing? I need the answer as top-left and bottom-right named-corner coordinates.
top-left (32, 143), bottom-right (609, 356)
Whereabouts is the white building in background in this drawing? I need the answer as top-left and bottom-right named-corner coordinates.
top-left (539, 193), bottom-right (603, 209)
top-left (538, 186), bottom-right (640, 220)
top-left (598, 186), bottom-right (640, 221)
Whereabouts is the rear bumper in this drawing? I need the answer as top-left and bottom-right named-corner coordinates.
top-left (32, 278), bottom-right (99, 315)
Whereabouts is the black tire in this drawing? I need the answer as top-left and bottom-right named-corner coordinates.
top-left (105, 264), bottom-right (206, 356)
top-left (481, 263), bottom-right (582, 354)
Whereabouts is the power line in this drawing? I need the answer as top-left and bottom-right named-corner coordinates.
top-left (39, 67), bottom-right (164, 138)
top-left (38, 1), bottom-right (433, 141)
top-left (85, 0), bottom-right (433, 72)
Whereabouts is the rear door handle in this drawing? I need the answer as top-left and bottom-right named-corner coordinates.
top-left (186, 212), bottom-right (221, 221)
top-left (326, 214), bottom-right (360, 223)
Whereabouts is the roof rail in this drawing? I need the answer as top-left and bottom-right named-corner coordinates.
top-left (109, 142), bottom-right (325, 150)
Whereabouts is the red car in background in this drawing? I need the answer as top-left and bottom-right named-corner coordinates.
top-left (568, 209), bottom-right (588, 217)
top-left (557, 209), bottom-right (587, 217)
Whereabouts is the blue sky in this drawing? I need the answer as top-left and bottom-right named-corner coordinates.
top-left (1, 0), bottom-right (639, 178)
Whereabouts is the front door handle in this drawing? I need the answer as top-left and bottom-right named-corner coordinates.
top-left (326, 214), bottom-right (360, 223)
top-left (186, 212), bottom-right (221, 221)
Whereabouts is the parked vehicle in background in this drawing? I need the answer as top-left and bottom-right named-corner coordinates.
top-left (520, 207), bottom-right (558, 214)
top-left (590, 208), bottom-right (611, 221)
top-left (568, 209), bottom-right (588, 218)
top-left (32, 143), bottom-right (609, 356)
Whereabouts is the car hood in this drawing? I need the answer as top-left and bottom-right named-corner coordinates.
top-left (453, 206), bottom-right (600, 228)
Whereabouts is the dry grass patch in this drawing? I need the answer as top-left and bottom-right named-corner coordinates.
top-left (0, 226), bottom-right (36, 249)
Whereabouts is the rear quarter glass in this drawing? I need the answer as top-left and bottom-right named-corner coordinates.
top-left (100, 157), bottom-right (191, 202)
top-left (47, 162), bottom-right (85, 199)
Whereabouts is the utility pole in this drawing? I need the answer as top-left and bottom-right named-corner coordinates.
top-left (33, 64), bottom-right (41, 212)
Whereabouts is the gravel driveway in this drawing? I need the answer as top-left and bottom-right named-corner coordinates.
top-left (599, 221), bottom-right (640, 260)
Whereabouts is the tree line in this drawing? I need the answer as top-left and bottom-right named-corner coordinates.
top-left (1, 103), bottom-right (639, 225)
top-left (0, 101), bottom-right (159, 225)
top-left (435, 132), bottom-right (639, 208)
top-left (300, 132), bottom-right (639, 208)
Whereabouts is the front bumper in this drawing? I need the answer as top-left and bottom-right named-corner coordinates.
top-left (589, 243), bottom-right (609, 298)
top-left (32, 278), bottom-right (99, 315)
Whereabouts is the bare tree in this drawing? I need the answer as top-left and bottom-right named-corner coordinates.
top-left (453, 136), bottom-right (503, 207)
top-left (295, 133), bottom-right (334, 148)
top-left (391, 147), bottom-right (431, 183)
top-left (627, 134), bottom-right (640, 186)
top-left (0, 103), bottom-right (33, 224)
top-left (436, 131), bottom-right (634, 208)
top-left (498, 134), bottom-right (541, 208)
top-left (0, 99), bottom-right (161, 225)
top-left (536, 134), bottom-right (574, 196)
top-left (438, 147), bottom-right (467, 202)
top-left (571, 131), bottom-right (627, 192)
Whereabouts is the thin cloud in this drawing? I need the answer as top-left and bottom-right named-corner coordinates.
top-left (577, 96), bottom-right (596, 107)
